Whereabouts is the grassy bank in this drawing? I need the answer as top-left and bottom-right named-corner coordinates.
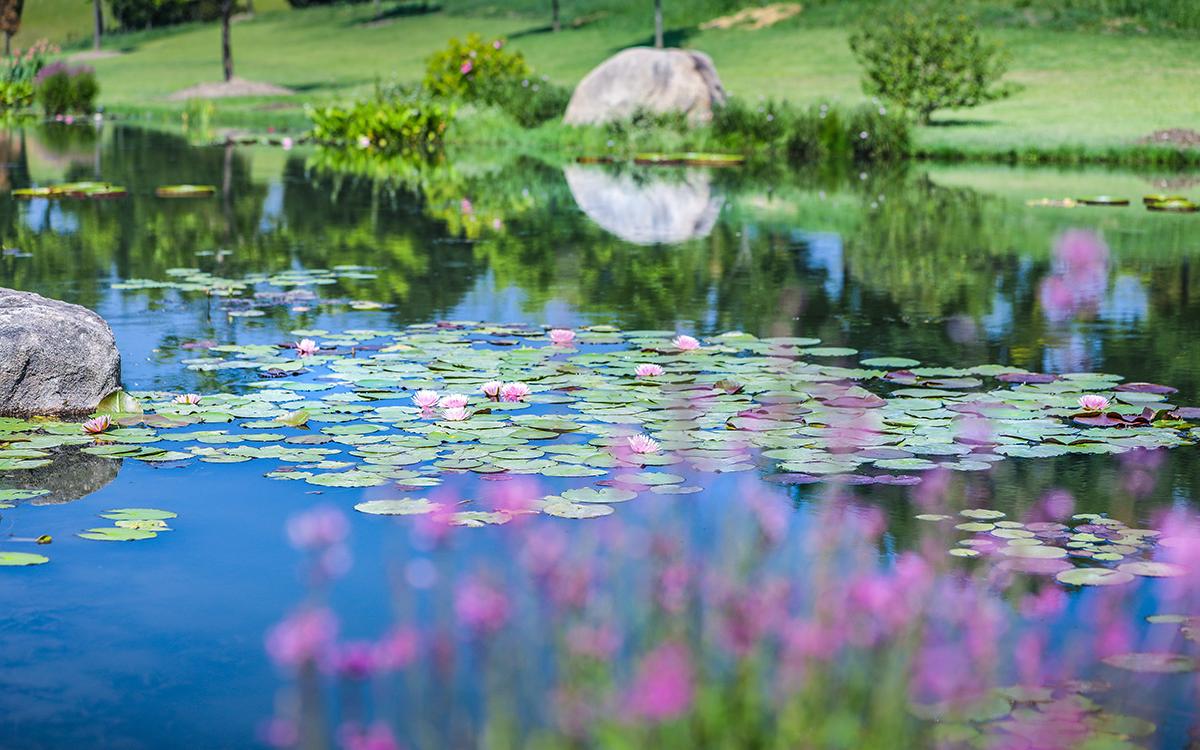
top-left (21, 2), bottom-right (1200, 164)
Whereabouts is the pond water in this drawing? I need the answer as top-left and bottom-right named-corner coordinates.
top-left (1, 123), bottom-right (1199, 749)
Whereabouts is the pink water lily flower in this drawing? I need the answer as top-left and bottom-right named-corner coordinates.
top-left (82, 415), bottom-right (113, 435)
top-left (295, 339), bottom-right (319, 357)
top-left (412, 390), bottom-right (440, 409)
top-left (628, 434), bottom-right (661, 454)
top-left (673, 334), bottom-right (700, 351)
top-left (1078, 394), bottom-right (1110, 412)
top-left (173, 393), bottom-right (202, 405)
top-left (439, 394), bottom-right (469, 409)
top-left (636, 363), bottom-right (664, 378)
top-left (549, 328), bottom-right (576, 345)
top-left (500, 382), bottom-right (531, 402)
top-left (441, 406), bottom-right (470, 422)
top-left (481, 381), bottom-right (503, 399)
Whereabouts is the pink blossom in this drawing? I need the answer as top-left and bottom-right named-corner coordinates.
top-left (455, 577), bottom-right (510, 634)
top-left (625, 641), bottom-right (694, 721)
top-left (1078, 394), bottom-right (1110, 412)
top-left (672, 334), bottom-right (700, 351)
top-left (357, 135), bottom-right (371, 149)
top-left (635, 363), bottom-right (664, 378)
top-left (339, 722), bottom-right (402, 750)
top-left (441, 405), bottom-right (470, 421)
top-left (281, 137), bottom-right (293, 150)
top-left (173, 393), bottom-right (202, 405)
top-left (492, 39), bottom-right (503, 49)
top-left (82, 415), bottom-right (112, 434)
top-left (265, 608), bottom-right (337, 667)
top-left (295, 338), bottom-right (319, 357)
top-left (460, 60), bottom-right (473, 75)
top-left (627, 434), bottom-right (660, 454)
top-left (331, 641), bottom-right (376, 680)
top-left (373, 627), bottom-right (419, 671)
top-left (549, 328), bottom-right (576, 345)
top-left (480, 380), bottom-right (503, 399)
top-left (438, 394), bottom-right (468, 409)
top-left (565, 623), bottom-right (620, 660)
top-left (412, 390), bottom-right (440, 408)
top-left (460, 198), bottom-right (473, 214)
top-left (500, 382), bottom-right (530, 402)
top-left (286, 506), bottom-right (348, 550)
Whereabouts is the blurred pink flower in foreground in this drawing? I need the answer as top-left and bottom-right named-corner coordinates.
top-left (627, 434), bottom-right (660, 454)
top-left (1039, 230), bottom-right (1110, 323)
top-left (266, 608), bottom-right (338, 667)
top-left (82, 415), bottom-right (112, 434)
top-left (340, 721), bottom-right (402, 750)
top-left (673, 334), bottom-right (700, 351)
top-left (332, 641), bottom-right (377, 680)
top-left (287, 506), bottom-right (348, 550)
top-left (635, 363), bottom-right (664, 378)
top-left (625, 641), bottom-right (694, 721)
top-left (455, 577), bottom-right (510, 635)
top-left (549, 328), bottom-right (576, 345)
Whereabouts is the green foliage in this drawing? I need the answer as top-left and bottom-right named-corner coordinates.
top-left (34, 62), bottom-right (98, 115)
top-left (109, 0), bottom-right (224, 30)
top-left (486, 76), bottom-right (571, 128)
top-left (423, 33), bottom-right (531, 102)
top-left (711, 97), bottom-right (911, 162)
top-left (0, 37), bottom-right (51, 110)
top-left (307, 93), bottom-right (455, 153)
top-left (849, 1), bottom-right (1011, 123)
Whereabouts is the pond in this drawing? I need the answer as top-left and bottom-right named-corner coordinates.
top-left (1, 123), bottom-right (1199, 749)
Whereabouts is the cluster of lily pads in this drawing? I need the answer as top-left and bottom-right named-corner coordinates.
top-left (1, 324), bottom-right (1197, 535)
top-left (112, 266), bottom-right (387, 316)
top-left (9, 183), bottom-right (217, 200)
top-left (1029, 195), bottom-right (1199, 213)
top-left (79, 508), bottom-right (177, 542)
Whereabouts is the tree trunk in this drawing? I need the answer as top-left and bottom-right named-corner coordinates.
top-left (551, 0), bottom-right (560, 32)
top-left (3, 31), bottom-right (9, 57)
top-left (92, 0), bottom-right (103, 51)
top-left (653, 0), bottom-right (663, 48)
top-left (221, 0), bottom-right (233, 82)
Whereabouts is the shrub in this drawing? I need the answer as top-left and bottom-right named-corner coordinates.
top-left (849, 1), bottom-right (1010, 124)
top-left (34, 62), bottom-right (99, 116)
top-left (307, 94), bottom-right (455, 153)
top-left (423, 34), bottom-right (531, 102)
top-left (109, 0), bottom-right (223, 30)
top-left (711, 97), bottom-right (794, 148)
top-left (786, 103), bottom-right (911, 163)
top-left (0, 37), bottom-right (54, 110)
top-left (483, 76), bottom-right (571, 128)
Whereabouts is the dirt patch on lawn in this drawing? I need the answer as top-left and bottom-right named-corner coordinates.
top-left (1137, 129), bottom-right (1200, 148)
top-left (701, 3), bottom-right (803, 30)
top-left (68, 49), bottom-right (123, 62)
top-left (167, 77), bottom-right (295, 101)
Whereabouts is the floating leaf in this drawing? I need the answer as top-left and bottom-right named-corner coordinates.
top-left (0, 551), bottom-right (50, 566)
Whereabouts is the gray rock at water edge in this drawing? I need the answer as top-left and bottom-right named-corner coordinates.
top-left (0, 288), bottom-right (121, 417)
top-left (563, 165), bottom-right (722, 245)
top-left (563, 47), bottom-right (728, 126)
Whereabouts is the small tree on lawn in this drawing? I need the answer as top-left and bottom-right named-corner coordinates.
top-left (92, 0), bottom-right (103, 51)
top-left (551, 0), bottom-right (560, 32)
top-left (653, 0), bottom-right (663, 48)
top-left (849, 0), bottom-right (1010, 124)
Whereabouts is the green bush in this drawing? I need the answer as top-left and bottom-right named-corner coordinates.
top-left (712, 97), bottom-right (793, 148)
top-left (849, 1), bottom-right (1011, 124)
top-left (423, 34), bottom-right (531, 102)
top-left (1, 38), bottom-right (54, 111)
top-left (786, 103), bottom-right (911, 162)
top-left (109, 0), bottom-right (225, 29)
top-left (34, 62), bottom-right (99, 116)
top-left (307, 94), bottom-right (455, 153)
top-left (483, 76), bottom-right (571, 128)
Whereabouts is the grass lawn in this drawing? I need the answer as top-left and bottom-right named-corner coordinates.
top-left (26, 3), bottom-right (1200, 156)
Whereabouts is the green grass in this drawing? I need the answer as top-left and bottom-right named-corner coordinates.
top-left (18, 2), bottom-right (1200, 161)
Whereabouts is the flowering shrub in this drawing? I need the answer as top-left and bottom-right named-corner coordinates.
top-left (34, 62), bottom-right (99, 116)
top-left (0, 38), bottom-right (56, 111)
top-left (423, 34), bottom-right (530, 102)
top-left (307, 94), bottom-right (455, 153)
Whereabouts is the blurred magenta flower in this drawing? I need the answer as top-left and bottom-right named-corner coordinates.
top-left (287, 506), bottom-right (348, 550)
top-left (455, 577), bottom-right (510, 634)
top-left (374, 628), bottom-right (419, 672)
top-left (82, 415), bottom-right (113, 435)
top-left (339, 721), bottom-right (402, 750)
top-left (331, 641), bottom-right (377, 681)
top-left (565, 623), bottom-right (620, 660)
top-left (625, 641), bottom-right (694, 721)
top-left (549, 328), bottom-right (576, 345)
top-left (672, 334), bottom-right (700, 351)
top-left (266, 608), bottom-right (338, 668)
top-left (460, 60), bottom-right (473, 75)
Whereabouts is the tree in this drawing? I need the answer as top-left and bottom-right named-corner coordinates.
top-left (849, 0), bottom-right (1010, 124)
top-left (653, 0), bottom-right (662, 48)
top-left (551, 0), bottom-right (560, 32)
top-left (220, 0), bottom-right (233, 81)
top-left (0, 0), bottom-right (23, 56)
top-left (92, 0), bottom-right (103, 51)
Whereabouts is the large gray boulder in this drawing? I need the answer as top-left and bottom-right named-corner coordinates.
top-left (564, 165), bottom-right (722, 245)
top-left (0, 288), bottom-right (121, 417)
top-left (564, 47), bottom-right (727, 126)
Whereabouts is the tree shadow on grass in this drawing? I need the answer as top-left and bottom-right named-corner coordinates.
top-left (346, 1), bottom-right (441, 28)
top-left (925, 118), bottom-right (1001, 128)
top-left (618, 26), bottom-right (700, 53)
